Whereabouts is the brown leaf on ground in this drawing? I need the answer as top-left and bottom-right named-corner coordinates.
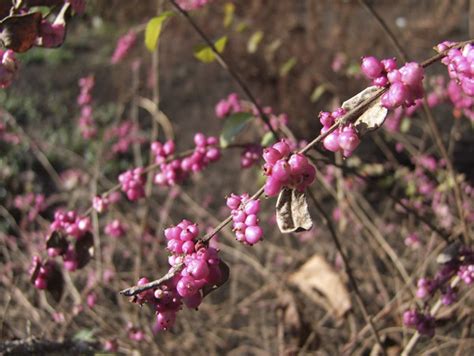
top-left (288, 254), bottom-right (351, 318)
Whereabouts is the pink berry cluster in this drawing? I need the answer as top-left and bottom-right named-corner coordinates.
top-left (0, 50), bottom-right (18, 88)
top-left (111, 121), bottom-right (144, 154)
top-left (134, 220), bottom-right (223, 331)
top-left (176, 0), bottom-right (213, 11)
top-left (152, 133), bottom-right (221, 187)
top-left (215, 93), bottom-right (242, 119)
top-left (447, 79), bottom-right (474, 121)
top-left (263, 140), bottom-right (316, 196)
top-left (318, 108), bottom-right (361, 157)
top-left (30, 256), bottom-right (58, 290)
top-left (118, 167), bottom-right (146, 201)
top-left (14, 193), bottom-right (45, 221)
top-left (92, 192), bottom-right (120, 214)
top-left (77, 75), bottom-right (97, 139)
top-left (47, 210), bottom-right (92, 271)
top-left (104, 219), bottom-right (127, 238)
top-left (403, 245), bottom-right (474, 337)
top-left (403, 309), bottom-right (436, 338)
top-left (361, 56), bottom-right (425, 109)
top-left (111, 30), bottom-right (137, 64)
top-left (50, 210), bottom-right (91, 239)
top-left (438, 42), bottom-right (474, 97)
top-left (226, 193), bottom-right (263, 245)
top-left (240, 144), bottom-right (262, 168)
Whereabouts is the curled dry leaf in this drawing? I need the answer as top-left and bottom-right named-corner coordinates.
top-left (288, 254), bottom-right (351, 318)
top-left (437, 240), bottom-right (462, 264)
top-left (46, 261), bottom-right (64, 303)
top-left (46, 230), bottom-right (68, 255)
top-left (0, 12), bottom-right (42, 52)
top-left (75, 231), bottom-right (94, 269)
top-left (276, 188), bottom-right (313, 233)
top-left (202, 259), bottom-right (230, 298)
top-left (342, 85), bottom-right (388, 136)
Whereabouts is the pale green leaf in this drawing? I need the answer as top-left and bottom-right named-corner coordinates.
top-left (144, 11), bottom-right (174, 52)
top-left (247, 30), bottom-right (263, 53)
top-left (73, 329), bottom-right (96, 342)
top-left (223, 2), bottom-right (235, 28)
top-left (235, 21), bottom-right (248, 32)
top-left (219, 112), bottom-right (253, 147)
top-left (279, 57), bottom-right (297, 77)
top-left (260, 131), bottom-right (276, 147)
top-left (194, 36), bottom-right (228, 63)
top-left (310, 84), bottom-right (326, 103)
top-left (400, 118), bottom-right (411, 133)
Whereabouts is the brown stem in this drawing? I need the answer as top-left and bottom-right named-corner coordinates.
top-left (359, 0), bottom-right (409, 61)
top-left (120, 264), bottom-right (183, 297)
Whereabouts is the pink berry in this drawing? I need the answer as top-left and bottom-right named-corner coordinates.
top-left (273, 140), bottom-right (291, 157)
top-left (288, 153), bottom-right (308, 176)
top-left (35, 277), bottom-right (47, 290)
top-left (400, 62), bottom-right (424, 86)
top-left (381, 58), bottom-right (397, 72)
top-left (264, 176), bottom-right (282, 196)
top-left (176, 276), bottom-right (199, 298)
top-left (338, 126), bottom-right (360, 153)
top-left (244, 214), bottom-right (258, 226)
top-left (263, 147), bottom-right (282, 164)
top-left (245, 226), bottom-right (263, 245)
top-left (272, 160), bottom-right (291, 182)
top-left (323, 131), bottom-right (341, 152)
top-left (244, 200), bottom-right (260, 215)
top-left (361, 56), bottom-right (383, 79)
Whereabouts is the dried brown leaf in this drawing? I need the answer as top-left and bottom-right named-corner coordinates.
top-left (289, 254), bottom-right (351, 318)
top-left (342, 86), bottom-right (388, 135)
top-left (0, 12), bottom-right (42, 52)
top-left (276, 188), bottom-right (313, 233)
top-left (202, 259), bottom-right (230, 298)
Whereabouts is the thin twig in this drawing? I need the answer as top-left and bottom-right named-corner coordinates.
top-left (120, 264), bottom-right (183, 296)
top-left (359, 0), bottom-right (409, 61)
top-left (167, 0), bottom-right (279, 140)
top-left (307, 188), bottom-right (387, 356)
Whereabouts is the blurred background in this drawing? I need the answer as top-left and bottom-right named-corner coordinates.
top-left (1, 0), bottom-right (473, 355)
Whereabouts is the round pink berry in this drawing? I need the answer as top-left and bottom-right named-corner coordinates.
top-left (245, 226), bottom-right (263, 245)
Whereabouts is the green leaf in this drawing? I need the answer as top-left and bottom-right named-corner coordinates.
top-left (247, 30), bottom-right (263, 53)
top-left (194, 35), bottom-right (228, 63)
top-left (310, 84), bottom-right (326, 103)
top-left (73, 328), bottom-right (96, 342)
top-left (144, 11), bottom-right (174, 52)
top-left (279, 57), bottom-right (297, 77)
top-left (346, 63), bottom-right (360, 77)
top-left (223, 2), bottom-right (235, 28)
top-left (260, 131), bottom-right (276, 147)
top-left (235, 21), bottom-right (248, 32)
top-left (219, 112), bottom-right (254, 147)
top-left (400, 117), bottom-right (411, 133)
